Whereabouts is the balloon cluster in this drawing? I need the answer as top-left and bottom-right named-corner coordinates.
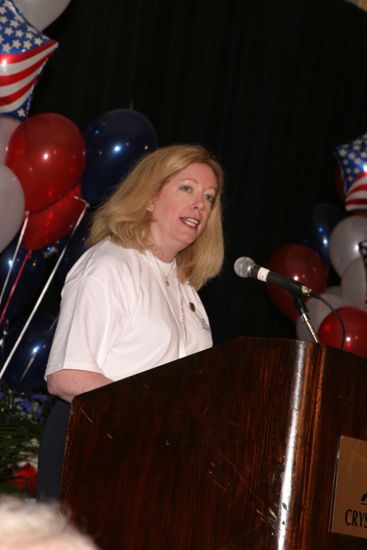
top-left (265, 133), bottom-right (367, 358)
top-left (0, 1), bottom-right (158, 391)
top-left (293, 215), bottom-right (367, 357)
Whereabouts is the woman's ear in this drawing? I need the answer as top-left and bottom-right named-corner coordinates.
top-left (146, 200), bottom-right (154, 212)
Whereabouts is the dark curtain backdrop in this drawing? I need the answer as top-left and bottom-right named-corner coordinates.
top-left (31, 0), bottom-right (367, 345)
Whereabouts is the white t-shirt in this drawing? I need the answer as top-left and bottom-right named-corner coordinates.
top-left (45, 239), bottom-right (213, 381)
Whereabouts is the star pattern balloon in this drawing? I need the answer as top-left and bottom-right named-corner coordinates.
top-left (0, 0), bottom-right (58, 120)
top-left (334, 134), bottom-right (367, 213)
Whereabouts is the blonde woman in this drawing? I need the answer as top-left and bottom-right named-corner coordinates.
top-left (38, 144), bottom-right (225, 500)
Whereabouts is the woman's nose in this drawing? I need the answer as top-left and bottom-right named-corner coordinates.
top-left (192, 195), bottom-right (205, 210)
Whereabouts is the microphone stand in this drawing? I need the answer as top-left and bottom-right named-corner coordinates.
top-left (293, 294), bottom-right (319, 344)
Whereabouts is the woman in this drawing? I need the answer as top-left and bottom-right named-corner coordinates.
top-left (37, 144), bottom-right (224, 500)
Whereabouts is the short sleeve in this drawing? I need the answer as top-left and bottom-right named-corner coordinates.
top-left (45, 263), bottom-right (129, 378)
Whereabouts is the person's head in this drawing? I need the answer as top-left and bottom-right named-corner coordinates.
top-left (88, 144), bottom-right (224, 288)
top-left (0, 496), bottom-right (98, 549)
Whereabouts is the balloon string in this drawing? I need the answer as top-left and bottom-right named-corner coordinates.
top-left (0, 250), bottom-right (31, 325)
top-left (0, 203), bottom-right (89, 382)
top-left (0, 211), bottom-right (30, 307)
top-left (19, 317), bottom-right (59, 383)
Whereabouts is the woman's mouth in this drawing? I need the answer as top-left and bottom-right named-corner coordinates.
top-left (181, 217), bottom-right (200, 228)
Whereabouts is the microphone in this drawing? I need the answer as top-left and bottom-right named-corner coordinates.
top-left (234, 256), bottom-right (321, 299)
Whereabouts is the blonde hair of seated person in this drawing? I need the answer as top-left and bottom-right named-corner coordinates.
top-left (0, 496), bottom-right (98, 550)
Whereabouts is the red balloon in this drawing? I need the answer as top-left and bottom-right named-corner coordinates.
top-left (318, 306), bottom-right (367, 357)
top-left (267, 244), bottom-right (328, 321)
top-left (23, 185), bottom-right (86, 251)
top-left (6, 113), bottom-right (85, 212)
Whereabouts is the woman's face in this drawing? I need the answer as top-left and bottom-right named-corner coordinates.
top-left (149, 162), bottom-right (218, 261)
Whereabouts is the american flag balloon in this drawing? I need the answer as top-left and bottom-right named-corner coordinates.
top-left (334, 134), bottom-right (367, 213)
top-left (0, 0), bottom-right (58, 120)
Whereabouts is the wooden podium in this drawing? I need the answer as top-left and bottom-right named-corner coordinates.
top-left (61, 337), bottom-right (367, 549)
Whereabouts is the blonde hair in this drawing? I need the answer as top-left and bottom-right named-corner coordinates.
top-left (88, 144), bottom-right (224, 289)
top-left (0, 497), bottom-right (98, 549)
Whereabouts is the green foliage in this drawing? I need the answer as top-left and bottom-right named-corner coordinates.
top-left (0, 383), bottom-right (52, 494)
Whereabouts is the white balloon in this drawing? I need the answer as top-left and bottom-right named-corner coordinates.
top-left (341, 257), bottom-right (367, 310)
top-left (0, 164), bottom-right (25, 253)
top-left (13, 0), bottom-right (72, 30)
top-left (323, 285), bottom-right (342, 297)
top-left (329, 216), bottom-right (367, 277)
top-left (296, 288), bottom-right (345, 341)
top-left (0, 117), bottom-right (20, 164)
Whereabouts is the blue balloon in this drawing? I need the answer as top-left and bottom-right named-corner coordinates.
top-left (42, 241), bottom-right (63, 259)
top-left (81, 109), bottom-right (158, 204)
top-left (293, 203), bottom-right (345, 266)
top-left (0, 240), bottom-right (45, 319)
top-left (3, 314), bottom-right (57, 391)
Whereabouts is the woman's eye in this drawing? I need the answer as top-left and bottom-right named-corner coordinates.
top-left (181, 185), bottom-right (191, 192)
top-left (204, 193), bottom-right (215, 204)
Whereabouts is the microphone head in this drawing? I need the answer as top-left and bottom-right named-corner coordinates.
top-left (234, 256), bottom-right (255, 278)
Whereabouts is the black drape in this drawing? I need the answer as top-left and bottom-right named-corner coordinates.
top-left (31, 0), bottom-right (367, 344)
